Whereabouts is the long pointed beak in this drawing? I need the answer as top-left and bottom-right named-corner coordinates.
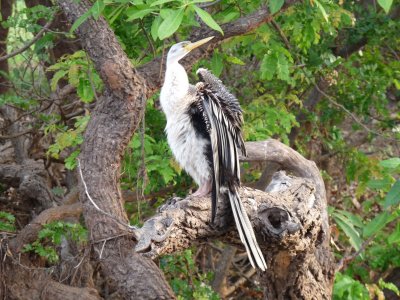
top-left (184, 36), bottom-right (214, 52)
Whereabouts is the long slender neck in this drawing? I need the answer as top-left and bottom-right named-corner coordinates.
top-left (160, 61), bottom-right (190, 117)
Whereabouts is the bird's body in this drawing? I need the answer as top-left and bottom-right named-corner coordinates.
top-left (160, 37), bottom-right (267, 271)
top-left (161, 64), bottom-right (211, 189)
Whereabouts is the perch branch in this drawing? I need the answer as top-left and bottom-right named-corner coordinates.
top-left (134, 175), bottom-right (319, 258)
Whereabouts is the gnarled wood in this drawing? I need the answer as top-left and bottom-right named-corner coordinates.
top-left (135, 140), bottom-right (334, 299)
top-left (56, 0), bottom-right (175, 298)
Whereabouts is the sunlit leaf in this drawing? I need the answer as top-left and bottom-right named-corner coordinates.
top-left (379, 157), bottom-right (400, 169)
top-left (151, 16), bottom-right (162, 40)
top-left (91, 0), bottom-right (105, 20)
top-left (333, 212), bottom-right (362, 251)
top-left (385, 180), bottom-right (400, 208)
top-left (158, 9), bottom-right (184, 40)
top-left (126, 7), bottom-right (155, 21)
top-left (193, 6), bottom-right (223, 34)
top-left (363, 212), bottom-right (391, 238)
top-left (70, 10), bottom-right (91, 33)
top-left (377, 0), bottom-right (393, 13)
top-left (150, 0), bottom-right (176, 6)
top-left (269, 0), bottom-right (284, 14)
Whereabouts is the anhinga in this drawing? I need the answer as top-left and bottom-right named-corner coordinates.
top-left (160, 37), bottom-right (267, 271)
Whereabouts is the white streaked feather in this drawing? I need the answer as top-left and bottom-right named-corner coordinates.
top-left (199, 75), bottom-right (267, 271)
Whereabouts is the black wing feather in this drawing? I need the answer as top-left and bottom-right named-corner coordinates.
top-left (195, 68), bottom-right (267, 271)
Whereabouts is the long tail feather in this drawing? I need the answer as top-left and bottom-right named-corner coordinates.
top-left (228, 189), bottom-right (267, 271)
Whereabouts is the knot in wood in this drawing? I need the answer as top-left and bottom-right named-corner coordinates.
top-left (259, 206), bottom-right (301, 237)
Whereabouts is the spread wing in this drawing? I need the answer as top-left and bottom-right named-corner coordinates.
top-left (195, 68), bottom-right (266, 271)
top-left (195, 68), bottom-right (246, 222)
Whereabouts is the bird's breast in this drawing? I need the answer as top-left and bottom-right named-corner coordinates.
top-left (165, 111), bottom-right (211, 186)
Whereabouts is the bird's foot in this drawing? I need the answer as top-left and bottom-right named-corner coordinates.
top-left (192, 181), bottom-right (212, 197)
top-left (158, 196), bottom-right (184, 212)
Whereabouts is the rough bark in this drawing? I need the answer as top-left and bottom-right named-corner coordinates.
top-left (0, 0), bottom-right (13, 94)
top-left (1, 262), bottom-right (100, 300)
top-left (0, 159), bottom-right (58, 211)
top-left (135, 139), bottom-right (334, 299)
top-left (21, 0), bottom-right (332, 299)
top-left (56, 0), bottom-right (175, 298)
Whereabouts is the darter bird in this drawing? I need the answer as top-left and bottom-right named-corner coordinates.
top-left (160, 37), bottom-right (267, 271)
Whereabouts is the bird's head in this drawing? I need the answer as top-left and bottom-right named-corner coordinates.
top-left (167, 36), bottom-right (214, 64)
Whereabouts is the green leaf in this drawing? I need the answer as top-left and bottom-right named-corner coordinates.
top-left (70, 10), bottom-right (91, 33)
top-left (68, 64), bottom-right (80, 87)
top-left (379, 157), bottom-right (400, 169)
top-left (193, 6), bottom-right (223, 34)
top-left (65, 150), bottom-right (80, 170)
top-left (126, 7), bottom-right (155, 21)
top-left (150, 0), bottom-right (176, 6)
top-left (379, 279), bottom-right (400, 296)
top-left (269, 0), bottom-right (284, 14)
top-left (158, 8), bottom-right (184, 40)
top-left (260, 53), bottom-right (277, 80)
top-left (367, 178), bottom-right (392, 190)
top-left (388, 223), bottom-right (400, 245)
top-left (50, 70), bottom-right (68, 91)
top-left (363, 212), bottom-right (391, 237)
top-left (151, 16), bottom-right (162, 40)
top-left (377, 0), bottom-right (393, 13)
top-left (314, 0), bottom-right (329, 23)
top-left (276, 52), bottom-right (290, 82)
top-left (210, 51), bottom-right (223, 77)
top-left (225, 55), bottom-right (245, 65)
top-left (333, 212), bottom-right (362, 251)
top-left (385, 180), bottom-right (400, 208)
top-left (77, 78), bottom-right (95, 103)
top-left (91, 0), bottom-right (105, 19)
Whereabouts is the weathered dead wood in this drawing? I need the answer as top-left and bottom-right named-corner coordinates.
top-left (135, 139), bottom-right (334, 299)
top-left (1, 262), bottom-right (100, 300)
top-left (0, 159), bottom-right (57, 211)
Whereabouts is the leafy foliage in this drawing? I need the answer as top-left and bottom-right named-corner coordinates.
top-left (2, 0), bottom-right (400, 298)
top-left (0, 211), bottom-right (16, 232)
top-left (161, 250), bottom-right (220, 300)
top-left (23, 221), bottom-right (88, 264)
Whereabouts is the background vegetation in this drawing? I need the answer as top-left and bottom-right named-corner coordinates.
top-left (0, 0), bottom-right (399, 298)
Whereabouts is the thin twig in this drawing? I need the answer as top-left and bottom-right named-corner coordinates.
top-left (0, 18), bottom-right (54, 62)
top-left (140, 19), bottom-right (156, 57)
top-left (314, 84), bottom-right (397, 141)
top-left (335, 234), bottom-right (375, 272)
top-left (198, 0), bottom-right (222, 8)
top-left (0, 129), bottom-right (33, 140)
top-left (77, 159), bottom-right (136, 231)
top-left (271, 19), bottom-right (291, 50)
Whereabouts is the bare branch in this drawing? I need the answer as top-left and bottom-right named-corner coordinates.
top-left (314, 84), bottom-right (397, 141)
top-left (0, 18), bottom-right (53, 62)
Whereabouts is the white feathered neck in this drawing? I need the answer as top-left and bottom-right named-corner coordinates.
top-left (160, 62), bottom-right (190, 117)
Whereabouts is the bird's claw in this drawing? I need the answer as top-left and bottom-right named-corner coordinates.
top-left (134, 216), bottom-right (174, 254)
top-left (158, 196), bottom-right (184, 212)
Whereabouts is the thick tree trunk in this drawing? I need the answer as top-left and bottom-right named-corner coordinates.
top-left (56, 0), bottom-right (175, 298)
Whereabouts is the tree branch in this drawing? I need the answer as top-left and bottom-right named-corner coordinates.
top-left (138, 1), bottom-right (301, 95)
top-left (134, 139), bottom-right (334, 298)
top-left (9, 202), bottom-right (82, 253)
top-left (0, 18), bottom-right (53, 62)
